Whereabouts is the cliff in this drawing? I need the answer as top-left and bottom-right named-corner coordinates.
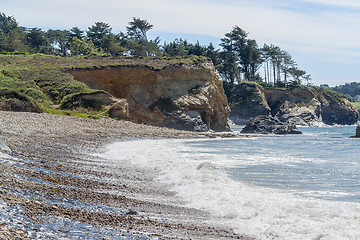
top-left (0, 55), bottom-right (230, 132)
top-left (228, 82), bottom-right (358, 126)
top-left (225, 82), bottom-right (270, 125)
top-left (68, 61), bottom-right (230, 132)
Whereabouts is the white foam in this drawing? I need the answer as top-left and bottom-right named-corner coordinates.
top-left (99, 138), bottom-right (360, 240)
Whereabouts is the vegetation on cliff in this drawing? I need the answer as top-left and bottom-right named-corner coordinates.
top-left (0, 54), bottom-right (208, 117)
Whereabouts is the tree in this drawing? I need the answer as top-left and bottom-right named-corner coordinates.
top-left (205, 43), bottom-right (221, 68)
top-left (280, 50), bottom-right (296, 85)
top-left (0, 12), bottom-right (18, 34)
top-left (126, 17), bottom-right (153, 42)
top-left (68, 37), bottom-right (101, 56)
top-left (219, 34), bottom-right (240, 84)
top-left (87, 22), bottom-right (112, 48)
top-left (26, 27), bottom-right (49, 53)
top-left (69, 27), bottom-right (84, 40)
top-left (288, 67), bottom-right (307, 87)
top-left (125, 17), bottom-right (160, 56)
top-left (0, 12), bottom-right (27, 52)
top-left (101, 33), bottom-right (127, 56)
top-left (162, 39), bottom-right (188, 56)
top-left (219, 26), bottom-right (263, 83)
top-left (47, 29), bottom-right (71, 56)
top-left (245, 39), bottom-right (263, 81)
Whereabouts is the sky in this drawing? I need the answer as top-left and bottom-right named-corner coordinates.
top-left (3, 0), bottom-right (360, 86)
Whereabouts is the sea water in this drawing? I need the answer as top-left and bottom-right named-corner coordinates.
top-left (100, 126), bottom-right (360, 240)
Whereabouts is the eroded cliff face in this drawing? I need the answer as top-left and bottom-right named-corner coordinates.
top-left (228, 83), bottom-right (358, 126)
top-left (69, 61), bottom-right (230, 131)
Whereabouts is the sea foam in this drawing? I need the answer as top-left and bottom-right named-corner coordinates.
top-left (100, 136), bottom-right (360, 240)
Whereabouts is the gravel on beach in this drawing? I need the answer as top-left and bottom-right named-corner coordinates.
top-left (0, 111), bottom-right (252, 239)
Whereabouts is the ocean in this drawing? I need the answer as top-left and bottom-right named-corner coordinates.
top-left (100, 125), bottom-right (360, 240)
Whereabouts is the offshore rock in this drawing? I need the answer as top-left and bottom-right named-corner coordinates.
top-left (70, 60), bottom-right (230, 132)
top-left (241, 115), bottom-right (302, 134)
top-left (0, 89), bottom-right (43, 113)
top-left (352, 125), bottom-right (360, 138)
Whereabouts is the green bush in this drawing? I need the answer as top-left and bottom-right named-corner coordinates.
top-left (21, 87), bottom-right (52, 105)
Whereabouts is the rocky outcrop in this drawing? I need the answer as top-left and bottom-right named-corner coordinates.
top-left (352, 125), bottom-right (360, 138)
top-left (241, 115), bottom-right (302, 134)
top-left (69, 60), bottom-right (230, 131)
top-left (264, 87), bottom-right (322, 125)
top-left (226, 82), bottom-right (271, 125)
top-left (228, 83), bottom-right (358, 126)
top-left (0, 89), bottom-right (43, 113)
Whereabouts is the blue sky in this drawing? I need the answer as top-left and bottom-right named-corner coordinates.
top-left (3, 0), bottom-right (360, 86)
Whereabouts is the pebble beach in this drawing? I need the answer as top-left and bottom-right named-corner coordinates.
top-left (0, 111), bottom-right (250, 239)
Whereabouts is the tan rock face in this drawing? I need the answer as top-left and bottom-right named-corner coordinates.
top-left (69, 61), bottom-right (230, 131)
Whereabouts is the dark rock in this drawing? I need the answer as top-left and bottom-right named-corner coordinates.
top-left (241, 115), bottom-right (302, 134)
top-left (351, 125), bottom-right (360, 138)
top-left (164, 110), bottom-right (209, 132)
top-left (321, 102), bottom-right (358, 125)
top-left (227, 82), bottom-right (271, 125)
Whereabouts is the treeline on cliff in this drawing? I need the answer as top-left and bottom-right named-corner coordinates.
top-left (321, 82), bottom-right (360, 101)
top-left (0, 12), bottom-right (310, 89)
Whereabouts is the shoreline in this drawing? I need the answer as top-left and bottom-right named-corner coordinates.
top-left (0, 111), bottom-right (251, 239)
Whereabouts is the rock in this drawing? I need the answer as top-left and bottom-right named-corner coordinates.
top-left (226, 82), bottom-right (271, 125)
top-left (165, 110), bottom-right (208, 132)
top-left (320, 99), bottom-right (358, 125)
top-left (228, 83), bottom-right (358, 126)
top-left (0, 89), bottom-right (43, 113)
top-left (107, 99), bottom-right (129, 120)
top-left (241, 115), bottom-right (302, 134)
top-left (351, 125), bottom-right (360, 138)
top-left (69, 60), bottom-right (230, 132)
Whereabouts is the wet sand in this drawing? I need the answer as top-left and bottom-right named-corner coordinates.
top-left (0, 111), bottom-right (252, 239)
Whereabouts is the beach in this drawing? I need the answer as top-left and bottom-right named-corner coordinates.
top-left (0, 111), bottom-right (249, 239)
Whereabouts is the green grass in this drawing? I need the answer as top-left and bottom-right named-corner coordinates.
top-left (352, 102), bottom-right (360, 108)
top-left (44, 107), bottom-right (104, 119)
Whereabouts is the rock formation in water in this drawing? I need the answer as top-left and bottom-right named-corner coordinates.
top-left (352, 125), bottom-right (360, 138)
top-left (69, 60), bottom-right (230, 132)
top-left (228, 82), bottom-right (358, 126)
top-left (241, 115), bottom-right (302, 134)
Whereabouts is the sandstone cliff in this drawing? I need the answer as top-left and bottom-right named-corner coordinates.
top-left (228, 82), bottom-right (358, 126)
top-left (69, 60), bottom-right (230, 131)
